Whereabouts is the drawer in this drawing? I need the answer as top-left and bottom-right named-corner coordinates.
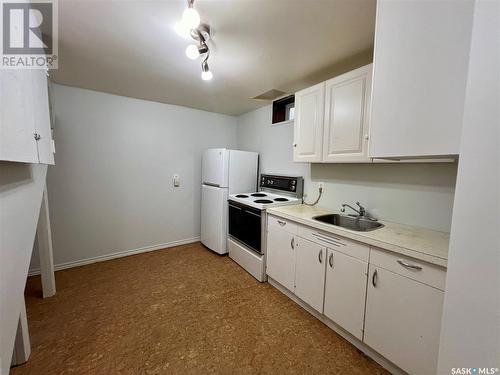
top-left (370, 247), bottom-right (446, 290)
top-left (298, 226), bottom-right (369, 262)
top-left (267, 215), bottom-right (298, 235)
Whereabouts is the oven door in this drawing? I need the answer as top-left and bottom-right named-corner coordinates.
top-left (228, 200), bottom-right (262, 254)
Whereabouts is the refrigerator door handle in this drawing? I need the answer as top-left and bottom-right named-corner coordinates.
top-left (203, 182), bottom-right (220, 187)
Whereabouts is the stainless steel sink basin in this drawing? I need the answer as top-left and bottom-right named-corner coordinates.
top-left (312, 214), bottom-right (384, 232)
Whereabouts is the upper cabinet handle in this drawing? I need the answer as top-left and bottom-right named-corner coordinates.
top-left (293, 143), bottom-right (297, 147)
top-left (290, 237), bottom-right (295, 250)
top-left (277, 220), bottom-right (286, 226)
top-left (397, 260), bottom-right (423, 271)
top-left (328, 253), bottom-right (334, 268)
top-left (318, 249), bottom-right (323, 264)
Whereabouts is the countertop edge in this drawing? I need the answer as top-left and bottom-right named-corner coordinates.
top-left (266, 208), bottom-right (448, 269)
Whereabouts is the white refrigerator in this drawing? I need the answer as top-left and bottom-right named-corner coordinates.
top-left (201, 148), bottom-right (258, 254)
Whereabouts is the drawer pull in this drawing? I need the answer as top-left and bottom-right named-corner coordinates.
top-left (372, 269), bottom-right (378, 287)
top-left (318, 250), bottom-right (323, 264)
top-left (397, 260), bottom-right (422, 271)
top-left (313, 232), bottom-right (343, 243)
top-left (313, 237), bottom-right (341, 247)
top-left (312, 234), bottom-right (344, 247)
top-left (277, 220), bottom-right (286, 226)
top-left (328, 253), bottom-right (334, 268)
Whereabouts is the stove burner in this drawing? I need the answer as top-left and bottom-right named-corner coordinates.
top-left (251, 193), bottom-right (267, 197)
top-left (274, 197), bottom-right (289, 202)
top-left (235, 194), bottom-right (249, 198)
top-left (254, 199), bottom-right (273, 204)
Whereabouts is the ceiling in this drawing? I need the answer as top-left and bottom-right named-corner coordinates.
top-left (53, 0), bottom-right (376, 116)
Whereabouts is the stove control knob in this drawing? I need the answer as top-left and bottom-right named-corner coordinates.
top-left (291, 186), bottom-right (295, 191)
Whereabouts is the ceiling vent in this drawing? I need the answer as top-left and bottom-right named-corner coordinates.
top-left (252, 89), bottom-right (288, 101)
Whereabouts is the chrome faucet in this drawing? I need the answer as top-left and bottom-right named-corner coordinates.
top-left (341, 202), bottom-right (378, 221)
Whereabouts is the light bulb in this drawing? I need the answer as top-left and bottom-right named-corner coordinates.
top-left (185, 44), bottom-right (200, 60)
top-left (201, 70), bottom-right (213, 81)
top-left (182, 7), bottom-right (200, 29)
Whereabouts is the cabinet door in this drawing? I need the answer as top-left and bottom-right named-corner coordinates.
top-left (31, 69), bottom-right (54, 165)
top-left (0, 70), bottom-right (38, 163)
top-left (370, 1), bottom-right (474, 158)
top-left (323, 64), bottom-right (372, 162)
top-left (294, 237), bottom-right (326, 313)
top-left (323, 249), bottom-right (368, 340)
top-left (364, 265), bottom-right (444, 375)
top-left (293, 82), bottom-right (325, 162)
top-left (266, 225), bottom-right (296, 292)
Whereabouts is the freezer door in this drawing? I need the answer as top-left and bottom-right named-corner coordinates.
top-left (228, 150), bottom-right (259, 193)
top-left (202, 148), bottom-right (229, 187)
top-left (201, 184), bottom-right (228, 254)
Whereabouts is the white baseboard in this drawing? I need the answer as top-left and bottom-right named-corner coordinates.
top-left (28, 237), bottom-right (200, 277)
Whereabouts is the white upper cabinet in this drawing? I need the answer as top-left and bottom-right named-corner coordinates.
top-left (369, 0), bottom-right (475, 158)
top-left (323, 65), bottom-right (372, 163)
top-left (32, 69), bottom-right (55, 165)
top-left (0, 70), bottom-right (38, 163)
top-left (293, 82), bottom-right (325, 162)
top-left (0, 69), bottom-right (55, 165)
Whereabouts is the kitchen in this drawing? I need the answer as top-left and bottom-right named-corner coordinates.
top-left (0, 0), bottom-right (498, 375)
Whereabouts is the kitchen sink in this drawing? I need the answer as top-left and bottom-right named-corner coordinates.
top-left (312, 214), bottom-right (384, 232)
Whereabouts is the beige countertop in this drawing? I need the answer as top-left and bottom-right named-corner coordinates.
top-left (266, 205), bottom-right (449, 268)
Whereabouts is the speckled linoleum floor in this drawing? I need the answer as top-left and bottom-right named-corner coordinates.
top-left (13, 242), bottom-right (388, 375)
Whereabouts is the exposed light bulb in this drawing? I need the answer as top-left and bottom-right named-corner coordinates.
top-left (201, 70), bottom-right (213, 81)
top-left (185, 44), bottom-right (200, 60)
top-left (182, 7), bottom-right (200, 29)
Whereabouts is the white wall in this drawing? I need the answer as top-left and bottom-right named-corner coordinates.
top-left (0, 163), bottom-right (47, 375)
top-left (438, 0), bottom-right (500, 371)
top-left (31, 84), bottom-right (237, 271)
top-left (237, 105), bottom-right (457, 232)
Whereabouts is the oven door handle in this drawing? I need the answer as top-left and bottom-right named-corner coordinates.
top-left (228, 203), bottom-right (243, 210)
top-left (244, 210), bottom-right (261, 218)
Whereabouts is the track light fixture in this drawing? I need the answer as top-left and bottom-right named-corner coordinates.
top-left (201, 58), bottom-right (213, 81)
top-left (175, 0), bottom-right (213, 81)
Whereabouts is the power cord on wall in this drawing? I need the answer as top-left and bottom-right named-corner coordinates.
top-left (303, 184), bottom-right (323, 206)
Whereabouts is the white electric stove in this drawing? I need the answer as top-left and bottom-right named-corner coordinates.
top-left (228, 191), bottom-right (301, 210)
top-left (227, 174), bottom-right (304, 282)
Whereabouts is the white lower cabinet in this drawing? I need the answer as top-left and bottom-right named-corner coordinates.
top-left (294, 237), bottom-right (326, 313)
top-left (265, 215), bottom-right (446, 374)
top-left (364, 265), bottom-right (444, 375)
top-left (266, 223), bottom-right (296, 292)
top-left (323, 249), bottom-right (368, 340)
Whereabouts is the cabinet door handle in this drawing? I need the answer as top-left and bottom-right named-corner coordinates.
top-left (397, 260), bottom-right (422, 271)
top-left (277, 220), bottom-right (286, 226)
top-left (293, 143), bottom-right (297, 147)
top-left (290, 237), bottom-right (295, 250)
top-left (372, 269), bottom-right (378, 287)
top-left (328, 253), bottom-right (334, 268)
top-left (318, 249), bottom-right (323, 264)
top-left (34, 133), bottom-right (41, 141)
